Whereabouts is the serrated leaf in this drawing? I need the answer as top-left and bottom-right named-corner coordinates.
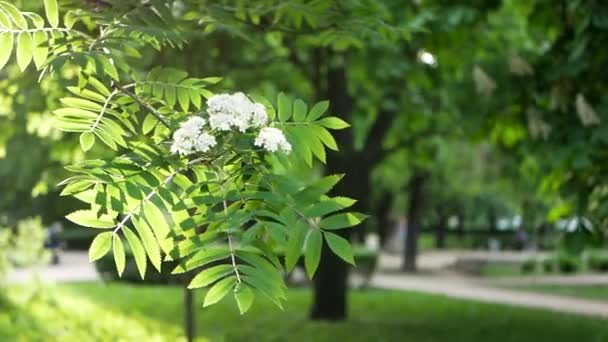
top-left (285, 221), bottom-right (307, 271)
top-left (165, 85), bottom-right (177, 108)
top-left (304, 229), bottom-right (322, 278)
top-left (16, 32), bottom-right (33, 71)
top-left (277, 93), bottom-right (292, 122)
top-left (319, 212), bottom-right (367, 230)
top-left (0, 2), bottom-right (27, 29)
top-left (122, 226), bottom-right (147, 279)
top-left (305, 197), bottom-right (357, 218)
top-left (234, 283), bottom-right (255, 314)
top-left (293, 99), bottom-right (307, 122)
top-left (0, 7), bottom-right (11, 28)
top-left (0, 32), bottom-right (13, 70)
top-left (66, 210), bottom-right (115, 228)
top-left (177, 87), bottom-right (189, 111)
top-left (79, 131), bottom-right (95, 152)
top-left (203, 276), bottom-right (236, 307)
top-left (113, 235), bottom-right (126, 276)
top-left (89, 232), bottom-right (112, 262)
top-left (308, 100), bottom-right (329, 121)
top-left (64, 11), bottom-right (76, 29)
top-left (312, 125), bottom-right (338, 151)
top-left (324, 232), bottom-right (355, 265)
top-left (32, 31), bottom-right (48, 69)
top-left (132, 217), bottom-right (162, 272)
top-left (44, 0), bottom-right (59, 28)
top-left (142, 114), bottom-right (157, 134)
top-left (188, 264), bottom-right (233, 289)
top-left (318, 116), bottom-right (350, 130)
top-left (188, 88), bottom-right (201, 109)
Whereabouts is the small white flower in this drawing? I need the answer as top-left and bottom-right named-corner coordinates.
top-left (170, 116), bottom-right (216, 155)
top-left (250, 103), bottom-right (268, 128)
top-left (209, 113), bottom-right (234, 131)
top-left (194, 132), bottom-right (217, 152)
top-left (254, 127), bottom-right (291, 153)
top-left (207, 92), bottom-right (269, 132)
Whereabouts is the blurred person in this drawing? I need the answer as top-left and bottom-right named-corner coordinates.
top-left (45, 222), bottom-right (63, 265)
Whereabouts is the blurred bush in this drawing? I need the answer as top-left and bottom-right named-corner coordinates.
top-left (586, 250), bottom-right (608, 272)
top-left (520, 259), bottom-right (537, 274)
top-left (95, 246), bottom-right (180, 285)
top-left (59, 227), bottom-right (97, 251)
top-left (541, 258), bottom-right (555, 273)
top-left (557, 253), bottom-right (580, 274)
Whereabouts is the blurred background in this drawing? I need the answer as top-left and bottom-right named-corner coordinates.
top-left (3, 0), bottom-right (608, 341)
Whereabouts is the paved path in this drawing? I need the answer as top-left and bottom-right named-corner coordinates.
top-left (8, 251), bottom-right (98, 284)
top-left (371, 271), bottom-right (608, 318)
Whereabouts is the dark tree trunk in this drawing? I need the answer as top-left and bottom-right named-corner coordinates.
top-left (310, 50), bottom-right (395, 320)
top-left (184, 281), bottom-right (195, 342)
top-left (311, 56), bottom-right (354, 321)
top-left (375, 192), bottom-right (393, 247)
top-left (435, 212), bottom-right (447, 249)
top-left (403, 172), bottom-right (427, 272)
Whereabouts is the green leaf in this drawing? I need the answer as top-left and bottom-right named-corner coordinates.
top-left (0, 2), bottom-right (27, 29)
top-left (0, 7), bottom-right (11, 28)
top-left (293, 99), bottom-right (307, 122)
top-left (304, 229), bottom-right (322, 278)
top-left (113, 235), bottom-right (126, 276)
top-left (32, 31), bottom-right (48, 69)
top-left (132, 217), bottom-right (162, 272)
top-left (277, 93), bottom-right (292, 122)
top-left (318, 116), bottom-right (350, 130)
top-left (16, 32), bottom-right (33, 71)
top-left (308, 101), bottom-right (329, 121)
top-left (177, 88), bottom-right (189, 111)
top-left (142, 114), bottom-right (157, 134)
top-left (203, 276), bottom-right (236, 307)
top-left (79, 132), bottom-right (95, 152)
top-left (324, 232), bottom-right (355, 265)
top-left (122, 226), bottom-right (147, 279)
top-left (305, 197), bottom-right (357, 218)
top-left (312, 125), bottom-right (338, 151)
top-left (0, 32), bottom-right (13, 70)
top-left (188, 264), bottom-right (234, 289)
top-left (285, 221), bottom-right (307, 272)
top-left (66, 210), bottom-right (115, 228)
top-left (319, 212), bottom-right (367, 230)
top-left (165, 85), bottom-right (177, 108)
top-left (234, 283), bottom-right (255, 314)
top-left (89, 232), bottom-right (112, 262)
top-left (44, 0), bottom-right (59, 28)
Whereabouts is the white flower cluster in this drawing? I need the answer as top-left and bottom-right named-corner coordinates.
top-left (171, 93), bottom-right (292, 156)
top-left (207, 93), bottom-right (268, 132)
top-left (254, 127), bottom-right (292, 153)
top-left (170, 117), bottom-right (217, 155)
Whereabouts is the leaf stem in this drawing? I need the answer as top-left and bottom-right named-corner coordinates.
top-left (113, 83), bottom-right (171, 129)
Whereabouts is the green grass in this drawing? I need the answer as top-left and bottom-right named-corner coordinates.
top-left (3, 283), bottom-right (608, 341)
top-left (510, 284), bottom-right (608, 301)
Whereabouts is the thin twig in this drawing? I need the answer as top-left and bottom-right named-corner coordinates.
top-left (113, 83), bottom-right (171, 129)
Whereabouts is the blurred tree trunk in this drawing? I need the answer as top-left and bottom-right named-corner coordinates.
top-left (311, 56), bottom-right (354, 321)
top-left (403, 172), bottom-right (427, 272)
top-left (375, 192), bottom-right (393, 247)
top-left (310, 51), bottom-right (394, 320)
top-left (435, 210), bottom-right (447, 249)
top-left (184, 276), bottom-right (195, 342)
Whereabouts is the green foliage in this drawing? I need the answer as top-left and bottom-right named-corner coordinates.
top-left (4, 1), bottom-right (365, 314)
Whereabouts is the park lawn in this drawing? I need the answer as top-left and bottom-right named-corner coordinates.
top-left (509, 284), bottom-right (608, 301)
top-left (2, 283), bottom-right (608, 342)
